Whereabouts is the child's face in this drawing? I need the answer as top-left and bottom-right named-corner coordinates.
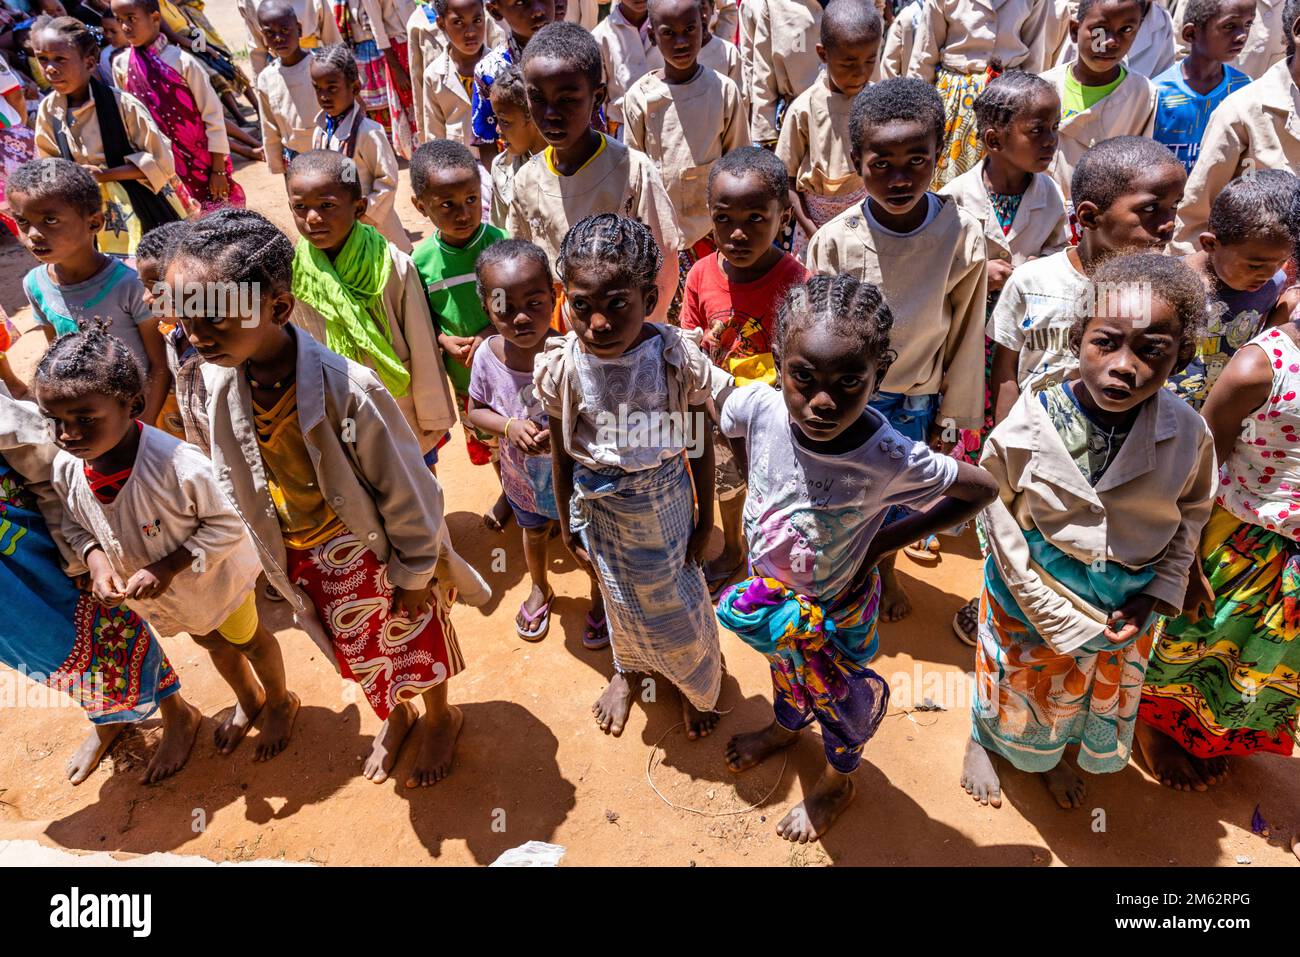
top-left (1075, 301), bottom-right (1181, 415)
top-left (493, 98), bottom-right (540, 154)
top-left (709, 170), bottom-right (790, 268)
top-left (168, 255), bottom-right (296, 368)
top-left (1081, 163), bottom-right (1185, 255)
top-left (110, 0), bottom-right (162, 47)
top-left (986, 88), bottom-right (1060, 175)
top-left (32, 30), bottom-right (96, 95)
top-left (287, 169), bottom-right (367, 254)
top-left (565, 262), bottom-right (656, 359)
top-left (1072, 0), bottom-right (1143, 73)
top-left (818, 31), bottom-right (882, 99)
top-left (412, 166), bottom-right (483, 245)
top-left (310, 62), bottom-right (358, 116)
top-left (101, 16), bottom-right (128, 50)
top-left (489, 0), bottom-right (555, 40)
top-left (1202, 233), bottom-right (1291, 292)
top-left (259, 10), bottom-right (304, 60)
top-left (779, 324), bottom-right (878, 442)
top-left (36, 387), bottom-right (142, 461)
top-left (440, 0), bottom-right (488, 57)
top-left (620, 0), bottom-right (650, 19)
top-left (650, 0), bottom-right (703, 72)
top-left (8, 191), bottom-right (102, 265)
top-left (1189, 0), bottom-right (1255, 62)
top-left (855, 119), bottom-right (937, 217)
top-left (480, 256), bottom-right (556, 350)
top-left (525, 56), bottom-right (603, 149)
top-left (137, 257), bottom-right (167, 313)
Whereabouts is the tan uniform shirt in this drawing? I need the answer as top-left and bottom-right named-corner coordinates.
top-left (738, 0), bottom-right (823, 143)
top-left (1055, 1), bottom-right (1175, 78)
top-left (255, 54), bottom-right (318, 174)
top-left (881, 0), bottom-right (920, 79)
top-left (775, 72), bottom-right (860, 198)
top-left (907, 0), bottom-right (1050, 81)
top-left (408, 1), bottom-right (505, 140)
top-left (34, 87), bottom-right (177, 194)
top-left (645, 35), bottom-right (744, 98)
top-left (1236, 0), bottom-right (1287, 79)
top-left (112, 40), bottom-right (229, 155)
top-left (593, 4), bottom-right (654, 129)
top-left (312, 103), bottom-right (412, 252)
top-left (939, 161), bottom-right (1069, 266)
top-left (421, 50), bottom-right (476, 147)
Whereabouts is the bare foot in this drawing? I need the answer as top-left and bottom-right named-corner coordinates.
top-left (879, 565), bottom-right (912, 622)
top-left (592, 672), bottom-right (634, 736)
top-left (254, 692), bottom-right (300, 762)
top-left (363, 700), bottom-right (417, 783)
top-left (66, 723), bottom-right (123, 785)
top-left (777, 766), bottom-right (856, 843)
top-left (960, 737), bottom-right (1002, 807)
top-left (1135, 722), bottom-right (1207, 792)
top-left (214, 692), bottom-right (264, 756)
top-left (143, 698), bottom-right (201, 785)
top-left (725, 721), bottom-right (799, 772)
top-left (483, 493), bottom-right (512, 532)
top-left (405, 705), bottom-right (464, 787)
top-left (704, 550), bottom-right (743, 591)
top-left (681, 691), bottom-right (719, 740)
top-left (1192, 754), bottom-right (1229, 786)
top-left (1042, 760), bottom-right (1087, 809)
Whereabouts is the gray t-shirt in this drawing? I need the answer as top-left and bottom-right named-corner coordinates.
top-left (23, 258), bottom-right (153, 371)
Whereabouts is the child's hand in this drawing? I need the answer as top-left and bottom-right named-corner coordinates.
top-left (1103, 593), bottom-right (1158, 644)
top-left (1182, 566), bottom-right (1215, 623)
top-left (437, 333), bottom-right (475, 367)
top-left (209, 166), bottom-right (230, 201)
top-left (91, 568), bottom-right (127, 606)
top-left (928, 422), bottom-right (957, 456)
top-left (125, 561), bottom-right (177, 601)
top-left (987, 259), bottom-right (1014, 292)
top-left (561, 527), bottom-right (594, 576)
top-left (505, 417), bottom-right (549, 454)
top-left (685, 520), bottom-right (711, 567)
top-left (392, 581), bottom-right (435, 620)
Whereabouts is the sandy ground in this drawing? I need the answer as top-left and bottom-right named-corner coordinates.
top-left (0, 5), bottom-right (1294, 868)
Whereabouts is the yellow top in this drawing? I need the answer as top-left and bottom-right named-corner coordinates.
top-left (544, 133), bottom-right (608, 177)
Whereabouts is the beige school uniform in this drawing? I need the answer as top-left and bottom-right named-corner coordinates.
top-left (565, 0), bottom-right (601, 29)
top-left (507, 135), bottom-right (683, 324)
top-left (939, 161), bottom-right (1069, 267)
top-left (1174, 59), bottom-right (1300, 250)
top-left (408, 3), bottom-right (505, 141)
top-left (980, 372), bottom-right (1216, 651)
top-left (293, 242), bottom-right (456, 455)
top-left (489, 148), bottom-right (535, 230)
top-left (255, 54), bottom-right (318, 174)
top-left (881, 1), bottom-right (920, 79)
top-left (112, 41), bottom-right (229, 156)
top-left (775, 72), bottom-right (860, 200)
top-left (907, 0), bottom-right (1051, 82)
top-left (1054, 1), bottom-right (1175, 78)
top-left (312, 103), bottom-right (412, 251)
top-left (712, 0), bottom-right (740, 40)
top-left (645, 36), bottom-right (745, 98)
top-left (623, 67), bottom-right (749, 248)
top-left (237, 0), bottom-right (341, 78)
top-left (34, 88), bottom-right (178, 196)
top-left (1040, 63), bottom-right (1156, 202)
top-left (1237, 0), bottom-right (1287, 79)
top-left (421, 50), bottom-right (477, 147)
top-left (593, 5), bottom-right (654, 130)
top-left (805, 195), bottom-right (989, 429)
top-left (739, 0), bottom-right (822, 143)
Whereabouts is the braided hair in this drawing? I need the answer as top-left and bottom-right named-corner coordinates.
top-left (557, 214), bottom-right (662, 294)
top-left (170, 208), bottom-right (296, 296)
top-left (775, 275), bottom-right (896, 379)
top-left (475, 239), bottom-right (553, 305)
top-left (31, 15), bottom-right (99, 60)
top-left (34, 325), bottom-right (145, 407)
top-left (973, 70), bottom-right (1056, 139)
top-left (312, 42), bottom-right (360, 88)
top-left (135, 220), bottom-right (193, 272)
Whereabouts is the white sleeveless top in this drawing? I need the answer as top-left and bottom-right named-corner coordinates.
top-left (1219, 326), bottom-right (1300, 542)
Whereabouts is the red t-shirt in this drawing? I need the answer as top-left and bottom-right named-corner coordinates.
top-left (681, 251), bottom-right (809, 369)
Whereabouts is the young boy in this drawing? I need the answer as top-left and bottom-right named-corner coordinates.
top-left (254, 0), bottom-right (320, 175)
top-left (1152, 0), bottom-right (1254, 175)
top-left (487, 64), bottom-right (547, 229)
top-left (471, 0), bottom-right (556, 145)
top-left (739, 0), bottom-right (823, 145)
top-left (507, 22), bottom-right (682, 323)
top-left (592, 0), bottom-right (653, 138)
top-left (237, 0), bottom-right (340, 77)
top-left (410, 0), bottom-right (506, 139)
top-left (682, 146), bottom-right (809, 591)
top-left (420, 0), bottom-right (490, 152)
top-left (645, 0), bottom-right (744, 91)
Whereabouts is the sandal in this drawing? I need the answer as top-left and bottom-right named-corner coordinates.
top-left (516, 590), bottom-right (554, 641)
top-left (904, 534), bottom-right (941, 563)
top-left (582, 610), bottom-right (610, 650)
top-left (952, 596), bottom-right (979, 647)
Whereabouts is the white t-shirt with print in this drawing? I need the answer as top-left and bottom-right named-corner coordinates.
top-left (988, 249), bottom-right (1090, 387)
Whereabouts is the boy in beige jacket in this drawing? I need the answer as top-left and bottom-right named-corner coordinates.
top-left (254, 1), bottom-right (320, 174)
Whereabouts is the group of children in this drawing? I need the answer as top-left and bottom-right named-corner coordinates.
top-left (0, 0), bottom-right (1297, 846)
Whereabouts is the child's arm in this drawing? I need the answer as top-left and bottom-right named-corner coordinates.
top-left (746, 0), bottom-right (781, 144)
top-left (256, 80), bottom-right (286, 174)
top-left (360, 131), bottom-right (401, 237)
top-left (686, 402), bottom-right (715, 565)
top-left (548, 416), bottom-right (593, 574)
top-left (622, 90), bottom-right (646, 153)
top-left (989, 343), bottom-right (1021, 424)
top-left (467, 396), bottom-right (550, 455)
top-left (395, 258), bottom-right (457, 437)
top-left (0, 354), bottom-right (26, 399)
top-left (117, 93), bottom-right (183, 194)
top-left (421, 71), bottom-right (445, 143)
top-left (1263, 286), bottom-right (1299, 330)
top-left (137, 319), bottom-right (172, 428)
top-left (988, 271), bottom-right (1027, 424)
top-left (905, 0), bottom-right (946, 83)
top-left (1173, 108), bottom-right (1246, 251)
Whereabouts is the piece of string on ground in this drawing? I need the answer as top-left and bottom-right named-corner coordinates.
top-left (645, 716), bottom-right (789, 818)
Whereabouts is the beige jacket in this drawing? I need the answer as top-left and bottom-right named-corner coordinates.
top-left (408, 2), bottom-right (505, 140)
top-left (776, 72), bottom-right (860, 198)
top-left (1174, 59), bottom-right (1300, 251)
top-left (881, 1), bottom-right (921, 79)
top-left (112, 40), bottom-right (228, 155)
top-left (939, 161), bottom-right (1069, 266)
top-left (712, 0), bottom-right (740, 40)
top-left (1041, 63), bottom-right (1156, 201)
top-left (805, 196), bottom-right (989, 429)
top-left (646, 35), bottom-right (744, 97)
top-left (623, 67), bottom-right (749, 247)
top-left (35, 88), bottom-right (178, 195)
top-left (1237, 0), bottom-right (1287, 79)
top-left (1054, 0), bottom-right (1175, 78)
top-left (312, 103), bottom-right (412, 251)
top-left (565, 0), bottom-right (601, 29)
top-left (980, 372), bottom-right (1216, 652)
top-left (593, 5), bottom-right (654, 128)
top-left (907, 0), bottom-right (1050, 81)
top-left (255, 54), bottom-right (319, 174)
top-left (421, 50), bottom-right (476, 147)
top-left (237, 0), bottom-right (340, 78)
top-left (739, 0), bottom-right (823, 143)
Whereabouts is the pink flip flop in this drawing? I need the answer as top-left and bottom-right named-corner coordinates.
top-left (516, 592), bottom-right (554, 642)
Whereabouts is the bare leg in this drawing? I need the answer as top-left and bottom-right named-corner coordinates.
top-left (725, 719), bottom-right (799, 772)
top-left (1135, 721), bottom-right (1209, 792)
top-left (238, 625), bottom-right (299, 761)
top-left (704, 493), bottom-right (745, 588)
top-left (959, 737), bottom-right (1002, 807)
top-left (363, 700), bottom-right (417, 783)
top-left (66, 722), bottom-right (123, 785)
top-left (142, 693), bottom-right (201, 784)
top-left (193, 631), bottom-right (264, 756)
top-left (406, 682), bottom-right (464, 787)
top-left (776, 763), bottom-right (856, 843)
top-left (592, 671), bottom-right (636, 736)
top-left (878, 553), bottom-right (912, 622)
top-left (517, 523), bottom-right (554, 635)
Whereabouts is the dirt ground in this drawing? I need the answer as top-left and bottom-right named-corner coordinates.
top-left (0, 6), bottom-right (1294, 868)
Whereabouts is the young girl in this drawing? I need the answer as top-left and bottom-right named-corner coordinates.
top-left (419, 0), bottom-right (490, 152)
top-left (171, 208), bottom-right (477, 788)
top-left (717, 275), bottom-right (997, 844)
top-left (486, 64), bottom-right (546, 230)
top-left (35, 328), bottom-right (300, 763)
top-left (110, 0), bottom-right (244, 212)
top-left (327, 0), bottom-right (417, 158)
top-left (31, 16), bottom-right (192, 259)
top-left (962, 253), bottom-right (1216, 809)
top-left (0, 378), bottom-right (199, 785)
top-left (534, 213), bottom-right (722, 739)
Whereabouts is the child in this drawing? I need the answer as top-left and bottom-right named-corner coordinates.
top-left (287, 149), bottom-right (457, 471)
top-left (906, 0), bottom-right (1052, 187)
top-left (486, 64), bottom-right (546, 229)
top-left (172, 208), bottom-right (473, 787)
top-left (0, 379), bottom-right (199, 785)
top-left (409, 0), bottom-right (506, 137)
top-left (31, 16), bottom-right (192, 259)
top-left (36, 328), bottom-right (300, 763)
top-left (1234, 0), bottom-right (1283, 78)
top-left (738, 0), bottom-right (823, 145)
top-left (238, 0), bottom-right (342, 78)
top-left (420, 0), bottom-right (489, 152)
top-left (624, 0), bottom-right (749, 302)
top-left (718, 275), bottom-right (997, 843)
top-left (1151, 0), bottom-right (1253, 175)
top-left (110, 0), bottom-right (244, 212)
top-left (1055, 0), bottom-right (1177, 79)
top-left (1167, 170), bottom-right (1300, 408)
top-left (470, 0), bottom-right (556, 146)
top-left (98, 13), bottom-right (129, 85)
top-left (776, 0), bottom-right (880, 255)
top-left (879, 0), bottom-right (920, 78)
top-left (255, 0), bottom-right (321, 176)
top-left (310, 43), bottom-right (411, 250)
top-left (536, 213), bottom-right (723, 739)
top-left (1174, 0), bottom-right (1300, 248)
top-left (962, 253), bottom-right (1215, 809)
top-left (325, 0), bottom-right (417, 158)
top-left (682, 146), bottom-right (808, 592)
top-left (805, 77), bottom-right (988, 620)
top-left (10, 159), bottom-right (171, 429)
top-left (592, 0), bottom-right (653, 139)
top-left (645, 0), bottom-right (744, 91)
top-left (1040, 0), bottom-right (1157, 203)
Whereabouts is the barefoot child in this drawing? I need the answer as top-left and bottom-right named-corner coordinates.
top-left (36, 328), bottom-right (300, 763)
top-left (255, 0), bottom-right (321, 175)
top-left (592, 0), bottom-right (653, 139)
top-left (738, 0), bottom-right (823, 145)
top-left (0, 379), bottom-right (198, 785)
top-left (173, 208), bottom-right (471, 787)
top-left (486, 64), bottom-right (546, 229)
top-left (962, 253), bottom-right (1216, 809)
top-left (806, 77), bottom-right (988, 621)
top-left (535, 213), bottom-right (723, 739)
top-left (718, 275), bottom-right (997, 843)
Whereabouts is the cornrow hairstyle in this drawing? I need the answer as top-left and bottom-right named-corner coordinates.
top-left (410, 138), bottom-right (479, 197)
top-left (1208, 169), bottom-right (1299, 249)
top-left (31, 15), bottom-right (99, 59)
top-left (1287, 0), bottom-right (1300, 57)
top-left (973, 69), bottom-right (1056, 139)
top-left (34, 325), bottom-right (145, 406)
top-left (521, 21), bottom-right (603, 90)
top-left (488, 63), bottom-right (529, 113)
top-left (557, 213), bottom-right (662, 293)
top-left (1067, 253), bottom-right (1207, 372)
top-left (475, 239), bottom-right (554, 304)
top-left (1182, 0), bottom-right (1235, 27)
top-left (1071, 135), bottom-right (1182, 213)
top-left (287, 148), bottom-right (364, 200)
top-left (134, 220), bottom-right (192, 270)
top-left (707, 145), bottom-right (789, 206)
top-left (8, 157), bottom-right (102, 219)
top-left (849, 77), bottom-right (945, 158)
top-left (774, 274), bottom-right (896, 379)
top-left (820, 0), bottom-right (883, 49)
top-left (312, 42), bottom-right (360, 88)
top-left (171, 208), bottom-right (296, 296)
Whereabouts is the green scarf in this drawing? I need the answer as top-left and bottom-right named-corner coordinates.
top-left (291, 224), bottom-right (410, 397)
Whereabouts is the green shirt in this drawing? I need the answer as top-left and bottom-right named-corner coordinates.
top-left (1062, 67), bottom-right (1126, 121)
top-left (412, 223), bottom-right (506, 393)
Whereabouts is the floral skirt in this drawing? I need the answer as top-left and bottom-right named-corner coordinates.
top-left (933, 68), bottom-right (987, 189)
